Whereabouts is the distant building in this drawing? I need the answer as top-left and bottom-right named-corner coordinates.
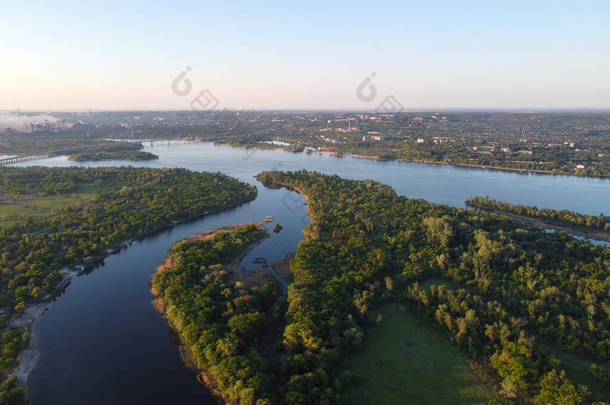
top-left (473, 146), bottom-right (494, 152)
top-left (433, 137), bottom-right (450, 144)
top-left (417, 138), bottom-right (425, 144)
top-left (576, 164), bottom-right (585, 169)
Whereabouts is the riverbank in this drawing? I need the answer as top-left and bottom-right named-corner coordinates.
top-left (9, 267), bottom-right (79, 385)
top-left (338, 151), bottom-right (608, 178)
top-left (5, 195), bottom-right (258, 400)
top-left (217, 140), bottom-right (609, 179)
top-left (150, 298), bottom-right (233, 405)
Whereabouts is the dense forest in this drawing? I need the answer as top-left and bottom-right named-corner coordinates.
top-left (0, 166), bottom-right (257, 404)
top-left (466, 196), bottom-right (609, 232)
top-left (251, 171), bottom-right (609, 404)
top-left (151, 224), bottom-right (283, 404)
top-left (66, 141), bottom-right (159, 161)
top-left (68, 150), bottom-right (158, 161)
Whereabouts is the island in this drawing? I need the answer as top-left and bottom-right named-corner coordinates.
top-left (67, 150), bottom-right (158, 161)
top-left (67, 141), bottom-right (158, 162)
top-left (466, 196), bottom-right (610, 242)
top-left (151, 223), bottom-right (282, 404)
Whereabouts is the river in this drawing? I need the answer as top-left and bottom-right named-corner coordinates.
top-left (14, 141), bottom-right (609, 404)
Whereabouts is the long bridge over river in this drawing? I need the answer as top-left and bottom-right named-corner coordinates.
top-left (0, 153), bottom-right (52, 166)
top-left (0, 137), bottom-right (216, 166)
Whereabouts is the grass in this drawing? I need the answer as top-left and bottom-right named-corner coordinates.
top-left (0, 183), bottom-right (107, 226)
top-left (346, 302), bottom-right (498, 405)
top-left (539, 341), bottom-right (610, 402)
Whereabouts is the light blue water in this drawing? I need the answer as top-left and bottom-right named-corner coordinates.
top-left (23, 141), bottom-right (609, 214)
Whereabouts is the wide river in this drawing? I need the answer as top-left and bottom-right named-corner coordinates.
top-left (15, 142), bottom-right (610, 404)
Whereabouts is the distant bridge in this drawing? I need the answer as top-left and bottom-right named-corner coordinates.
top-left (0, 137), bottom-right (211, 167)
top-left (0, 153), bottom-right (52, 166)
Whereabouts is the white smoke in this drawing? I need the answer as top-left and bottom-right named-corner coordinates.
top-left (0, 113), bottom-right (63, 133)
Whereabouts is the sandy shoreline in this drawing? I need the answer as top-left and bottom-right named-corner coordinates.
top-left (3, 201), bottom-right (258, 393)
top-left (8, 267), bottom-right (80, 386)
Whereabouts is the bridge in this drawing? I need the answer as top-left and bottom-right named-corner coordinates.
top-left (0, 137), bottom-right (213, 167)
top-left (0, 153), bottom-right (52, 166)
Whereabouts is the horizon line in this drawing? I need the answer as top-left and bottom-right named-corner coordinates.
top-left (2, 108), bottom-right (610, 114)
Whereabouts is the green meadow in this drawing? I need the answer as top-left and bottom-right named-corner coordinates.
top-left (0, 183), bottom-right (106, 225)
top-left (347, 302), bottom-right (498, 405)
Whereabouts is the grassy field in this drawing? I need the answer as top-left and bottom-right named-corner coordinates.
top-left (346, 302), bottom-right (498, 405)
top-left (0, 183), bottom-right (106, 225)
top-left (539, 341), bottom-right (610, 402)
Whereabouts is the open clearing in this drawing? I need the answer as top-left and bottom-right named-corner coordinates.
top-left (346, 302), bottom-right (497, 405)
top-left (0, 183), bottom-right (107, 225)
top-left (540, 341), bottom-right (610, 402)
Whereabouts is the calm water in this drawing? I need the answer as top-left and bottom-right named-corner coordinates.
top-left (15, 142), bottom-right (609, 404)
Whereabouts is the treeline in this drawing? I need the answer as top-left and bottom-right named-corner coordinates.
top-left (466, 196), bottom-right (609, 232)
top-left (68, 150), bottom-right (158, 162)
top-left (255, 170), bottom-right (609, 404)
top-left (0, 166), bottom-right (257, 311)
top-left (0, 133), bottom-right (145, 156)
top-left (0, 166), bottom-right (257, 404)
top-left (151, 225), bottom-right (283, 404)
top-left (405, 283), bottom-right (590, 402)
top-left (66, 140), bottom-right (159, 161)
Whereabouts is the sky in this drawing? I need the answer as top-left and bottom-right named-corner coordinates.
top-left (1, 0), bottom-right (609, 111)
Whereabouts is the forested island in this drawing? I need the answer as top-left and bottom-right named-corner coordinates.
top-left (68, 150), bottom-right (158, 162)
top-left (66, 141), bottom-right (158, 161)
top-left (151, 224), bottom-right (283, 404)
top-left (0, 166), bottom-right (257, 404)
top-left (466, 196), bottom-right (610, 242)
top-left (466, 196), bottom-right (609, 231)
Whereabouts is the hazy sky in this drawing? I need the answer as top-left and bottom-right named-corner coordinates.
top-left (1, 1), bottom-right (609, 110)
